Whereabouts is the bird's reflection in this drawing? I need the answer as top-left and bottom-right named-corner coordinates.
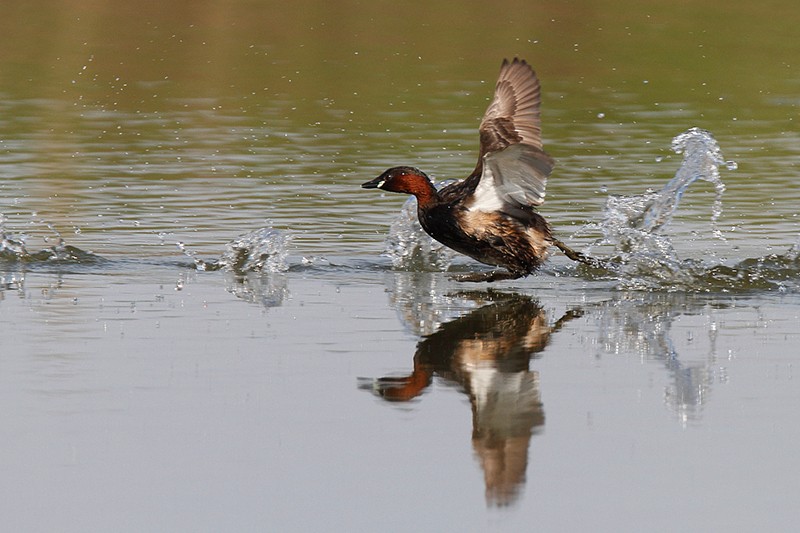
top-left (364, 272), bottom-right (733, 507)
top-left (362, 289), bottom-right (582, 506)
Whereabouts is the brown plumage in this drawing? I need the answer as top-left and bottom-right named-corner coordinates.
top-left (362, 58), bottom-right (559, 282)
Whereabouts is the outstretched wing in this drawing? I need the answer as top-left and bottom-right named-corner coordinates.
top-left (467, 58), bottom-right (555, 211)
top-left (479, 58), bottom-right (544, 154)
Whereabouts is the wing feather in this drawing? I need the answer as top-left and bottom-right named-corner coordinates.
top-left (471, 144), bottom-right (554, 211)
top-left (479, 58), bottom-right (543, 155)
top-left (468, 58), bottom-right (555, 212)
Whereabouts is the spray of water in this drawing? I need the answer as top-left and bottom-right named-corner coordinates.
top-left (577, 128), bottom-right (736, 289)
top-left (0, 214), bottom-right (103, 264)
top-left (577, 128), bottom-right (800, 291)
top-left (384, 181), bottom-right (456, 271)
top-left (178, 227), bottom-right (292, 273)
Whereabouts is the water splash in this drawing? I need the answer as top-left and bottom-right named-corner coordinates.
top-left (583, 128), bottom-right (734, 289)
top-left (179, 227), bottom-right (292, 273)
top-left (384, 181), bottom-right (455, 271)
top-left (574, 128), bottom-right (800, 292)
top-left (0, 214), bottom-right (103, 265)
top-left (648, 127), bottom-right (727, 234)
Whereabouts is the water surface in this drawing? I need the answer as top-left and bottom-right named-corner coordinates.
top-left (2, 1), bottom-right (800, 531)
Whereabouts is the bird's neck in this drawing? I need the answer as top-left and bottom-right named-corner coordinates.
top-left (410, 179), bottom-right (439, 208)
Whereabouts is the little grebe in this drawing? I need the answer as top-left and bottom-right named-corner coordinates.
top-left (362, 58), bottom-right (584, 282)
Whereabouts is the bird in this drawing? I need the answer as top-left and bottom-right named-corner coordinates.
top-left (362, 58), bottom-right (586, 282)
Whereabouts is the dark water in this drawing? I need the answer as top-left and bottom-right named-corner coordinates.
top-left (2, 1), bottom-right (800, 531)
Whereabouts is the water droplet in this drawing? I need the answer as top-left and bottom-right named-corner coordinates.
top-left (215, 227), bottom-right (292, 273)
top-left (384, 183), bottom-right (456, 270)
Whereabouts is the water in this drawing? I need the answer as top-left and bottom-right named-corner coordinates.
top-left (2, 1), bottom-right (800, 531)
top-left (178, 227), bottom-right (292, 273)
top-left (384, 180), bottom-right (457, 271)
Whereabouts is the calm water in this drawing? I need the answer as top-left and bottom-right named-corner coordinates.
top-left (2, 1), bottom-right (800, 531)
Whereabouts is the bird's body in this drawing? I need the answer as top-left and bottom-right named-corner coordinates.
top-left (362, 58), bottom-right (559, 282)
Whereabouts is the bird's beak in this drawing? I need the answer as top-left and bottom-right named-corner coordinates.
top-left (361, 176), bottom-right (384, 189)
